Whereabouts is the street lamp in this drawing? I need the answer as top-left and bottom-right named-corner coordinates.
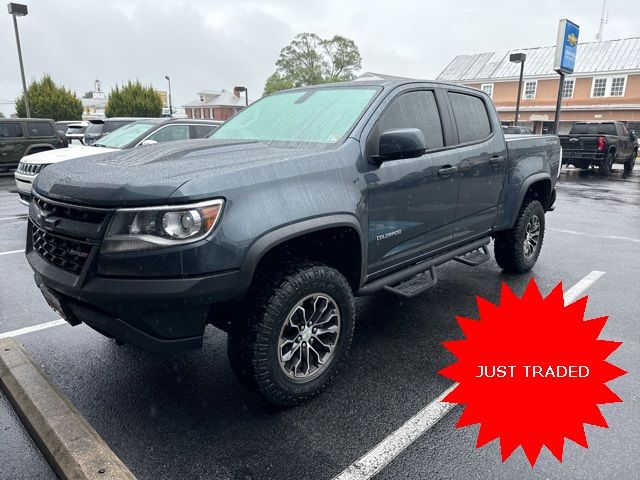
top-left (234, 86), bottom-right (249, 107)
top-left (164, 75), bottom-right (172, 117)
top-left (8, 3), bottom-right (30, 118)
top-left (509, 52), bottom-right (527, 126)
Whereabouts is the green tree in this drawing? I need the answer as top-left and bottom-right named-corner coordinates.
top-left (263, 33), bottom-right (362, 95)
top-left (15, 75), bottom-right (82, 120)
top-left (105, 80), bottom-right (162, 118)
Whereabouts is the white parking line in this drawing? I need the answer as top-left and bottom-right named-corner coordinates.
top-left (0, 249), bottom-right (25, 256)
top-left (332, 270), bottom-right (606, 480)
top-left (549, 227), bottom-right (640, 244)
top-left (0, 215), bottom-right (27, 222)
top-left (0, 319), bottom-right (67, 340)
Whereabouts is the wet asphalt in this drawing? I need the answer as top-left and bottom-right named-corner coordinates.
top-left (0, 165), bottom-right (638, 480)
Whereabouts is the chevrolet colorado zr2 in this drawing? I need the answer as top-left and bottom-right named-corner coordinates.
top-left (26, 79), bottom-right (561, 406)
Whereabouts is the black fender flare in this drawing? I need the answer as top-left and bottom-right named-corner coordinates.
top-left (235, 214), bottom-right (365, 297)
top-left (510, 172), bottom-right (552, 227)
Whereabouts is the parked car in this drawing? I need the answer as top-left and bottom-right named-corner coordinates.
top-left (559, 121), bottom-right (638, 175)
top-left (15, 118), bottom-right (221, 204)
top-left (27, 79), bottom-right (560, 406)
top-left (503, 126), bottom-right (534, 135)
top-left (65, 121), bottom-right (88, 144)
top-left (0, 118), bottom-right (66, 172)
top-left (84, 118), bottom-right (142, 145)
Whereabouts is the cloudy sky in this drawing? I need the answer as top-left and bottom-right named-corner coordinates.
top-left (1, 0), bottom-right (639, 116)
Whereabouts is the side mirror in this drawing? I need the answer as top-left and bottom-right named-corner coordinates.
top-left (373, 128), bottom-right (426, 163)
top-left (139, 139), bottom-right (158, 147)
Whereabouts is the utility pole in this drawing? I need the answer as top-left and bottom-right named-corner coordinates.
top-left (595, 0), bottom-right (608, 42)
top-left (8, 3), bottom-right (30, 117)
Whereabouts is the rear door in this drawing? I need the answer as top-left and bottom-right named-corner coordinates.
top-left (0, 122), bottom-right (27, 166)
top-left (446, 89), bottom-right (507, 241)
top-left (365, 87), bottom-right (461, 274)
top-left (25, 121), bottom-right (56, 151)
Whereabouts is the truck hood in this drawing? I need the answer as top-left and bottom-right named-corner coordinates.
top-left (33, 139), bottom-right (330, 207)
top-left (21, 145), bottom-right (119, 165)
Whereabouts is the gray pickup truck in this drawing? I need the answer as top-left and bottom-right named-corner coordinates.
top-left (27, 79), bottom-right (560, 406)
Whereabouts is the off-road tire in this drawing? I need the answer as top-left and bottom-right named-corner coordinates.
top-left (624, 151), bottom-right (637, 173)
top-left (230, 261), bottom-right (355, 407)
top-left (494, 199), bottom-right (545, 273)
top-left (598, 152), bottom-right (614, 176)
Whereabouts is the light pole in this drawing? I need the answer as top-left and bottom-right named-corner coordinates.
top-left (8, 3), bottom-right (30, 118)
top-left (509, 52), bottom-right (526, 126)
top-left (164, 75), bottom-right (172, 117)
top-left (234, 86), bottom-right (249, 107)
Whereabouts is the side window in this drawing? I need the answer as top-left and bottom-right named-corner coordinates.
top-left (146, 125), bottom-right (190, 143)
top-left (26, 122), bottom-right (54, 137)
top-left (0, 122), bottom-right (24, 138)
top-left (193, 124), bottom-right (217, 138)
top-left (448, 92), bottom-right (492, 144)
top-left (620, 124), bottom-right (629, 136)
top-left (375, 90), bottom-right (444, 152)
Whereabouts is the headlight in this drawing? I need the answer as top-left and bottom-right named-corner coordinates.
top-left (101, 199), bottom-right (224, 253)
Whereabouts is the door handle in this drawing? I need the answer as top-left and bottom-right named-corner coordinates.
top-left (437, 165), bottom-right (458, 176)
top-left (490, 156), bottom-right (504, 167)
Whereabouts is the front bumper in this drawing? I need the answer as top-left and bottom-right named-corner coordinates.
top-left (14, 173), bottom-right (35, 205)
top-left (26, 216), bottom-right (242, 353)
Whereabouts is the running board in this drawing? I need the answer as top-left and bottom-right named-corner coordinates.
top-left (357, 237), bottom-right (491, 296)
top-left (383, 267), bottom-right (437, 298)
top-left (453, 245), bottom-right (490, 266)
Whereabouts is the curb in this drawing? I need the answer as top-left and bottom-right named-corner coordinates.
top-left (0, 337), bottom-right (136, 480)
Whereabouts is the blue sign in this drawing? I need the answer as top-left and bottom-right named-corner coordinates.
top-left (554, 19), bottom-right (580, 74)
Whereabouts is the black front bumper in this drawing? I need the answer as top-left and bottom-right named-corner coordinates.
top-left (26, 221), bottom-right (241, 353)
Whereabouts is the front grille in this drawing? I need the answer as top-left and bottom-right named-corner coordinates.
top-left (17, 163), bottom-right (45, 175)
top-left (34, 195), bottom-right (109, 224)
top-left (32, 223), bottom-right (92, 275)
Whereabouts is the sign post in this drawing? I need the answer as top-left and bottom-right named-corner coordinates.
top-left (552, 19), bottom-right (579, 134)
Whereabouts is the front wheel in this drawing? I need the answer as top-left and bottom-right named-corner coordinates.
top-left (494, 199), bottom-right (545, 273)
top-left (231, 261), bottom-right (355, 406)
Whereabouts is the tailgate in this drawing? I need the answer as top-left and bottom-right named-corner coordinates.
top-left (561, 135), bottom-right (599, 151)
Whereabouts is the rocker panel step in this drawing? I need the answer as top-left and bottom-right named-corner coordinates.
top-left (383, 266), bottom-right (437, 298)
top-left (453, 245), bottom-right (490, 266)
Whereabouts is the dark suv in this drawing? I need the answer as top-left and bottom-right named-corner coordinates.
top-left (84, 118), bottom-right (144, 145)
top-left (0, 118), bottom-right (66, 171)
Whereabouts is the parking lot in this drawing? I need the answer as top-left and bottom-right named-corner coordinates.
top-left (1, 165), bottom-right (638, 480)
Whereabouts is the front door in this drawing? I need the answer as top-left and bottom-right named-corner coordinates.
top-left (446, 90), bottom-right (507, 241)
top-left (365, 88), bottom-right (460, 276)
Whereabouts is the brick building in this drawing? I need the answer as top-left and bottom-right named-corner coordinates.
top-left (182, 87), bottom-right (248, 121)
top-left (437, 37), bottom-right (640, 134)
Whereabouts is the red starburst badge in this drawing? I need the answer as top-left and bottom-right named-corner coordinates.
top-left (439, 279), bottom-right (626, 466)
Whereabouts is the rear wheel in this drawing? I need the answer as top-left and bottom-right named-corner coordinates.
top-left (598, 152), bottom-right (614, 176)
top-left (494, 199), bottom-right (545, 273)
top-left (229, 261), bottom-right (355, 406)
top-left (624, 151), bottom-right (637, 173)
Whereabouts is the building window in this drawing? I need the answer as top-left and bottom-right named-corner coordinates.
top-left (523, 80), bottom-right (537, 100)
top-left (199, 94), bottom-right (205, 102)
top-left (591, 76), bottom-right (626, 97)
top-left (480, 83), bottom-right (494, 98)
top-left (592, 78), bottom-right (607, 97)
top-left (561, 79), bottom-right (575, 99)
top-left (610, 77), bottom-right (626, 96)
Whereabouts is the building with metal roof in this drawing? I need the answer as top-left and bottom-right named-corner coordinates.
top-left (437, 37), bottom-right (640, 134)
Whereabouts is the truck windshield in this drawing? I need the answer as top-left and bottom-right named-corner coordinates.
top-left (211, 87), bottom-right (379, 145)
top-left (570, 123), bottom-right (617, 135)
top-left (94, 122), bottom-right (156, 149)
